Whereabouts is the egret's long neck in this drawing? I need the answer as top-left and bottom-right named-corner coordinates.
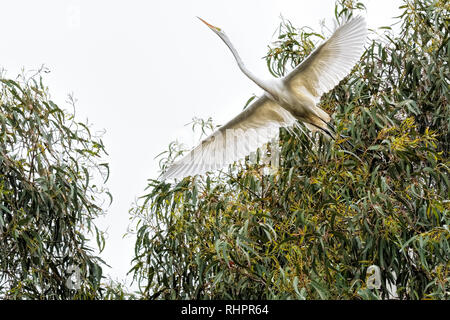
top-left (218, 33), bottom-right (273, 95)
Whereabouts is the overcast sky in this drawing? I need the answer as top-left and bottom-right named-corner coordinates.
top-left (1, 0), bottom-right (402, 290)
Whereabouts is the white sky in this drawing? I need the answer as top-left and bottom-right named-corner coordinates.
top-left (0, 0), bottom-right (402, 291)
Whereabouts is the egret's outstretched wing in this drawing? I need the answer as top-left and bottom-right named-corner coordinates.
top-left (161, 95), bottom-right (296, 180)
top-left (284, 16), bottom-right (367, 101)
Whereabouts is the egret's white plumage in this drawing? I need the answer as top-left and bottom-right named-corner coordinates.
top-left (161, 16), bottom-right (367, 180)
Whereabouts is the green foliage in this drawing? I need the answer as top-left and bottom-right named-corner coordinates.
top-left (130, 0), bottom-right (449, 299)
top-left (0, 68), bottom-right (110, 299)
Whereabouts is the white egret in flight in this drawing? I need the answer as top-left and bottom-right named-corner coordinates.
top-left (161, 16), bottom-right (367, 180)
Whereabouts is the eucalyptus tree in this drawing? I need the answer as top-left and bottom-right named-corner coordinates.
top-left (0, 69), bottom-right (110, 299)
top-left (131, 0), bottom-right (448, 300)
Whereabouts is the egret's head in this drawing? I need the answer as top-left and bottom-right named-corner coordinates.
top-left (197, 17), bottom-right (223, 35)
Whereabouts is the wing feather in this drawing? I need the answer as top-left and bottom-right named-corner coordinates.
top-left (161, 95), bottom-right (296, 180)
top-left (284, 16), bottom-right (367, 101)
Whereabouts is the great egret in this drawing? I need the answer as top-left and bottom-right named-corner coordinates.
top-left (161, 16), bottom-right (367, 180)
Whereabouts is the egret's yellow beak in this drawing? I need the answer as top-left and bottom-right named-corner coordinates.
top-left (197, 17), bottom-right (221, 32)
